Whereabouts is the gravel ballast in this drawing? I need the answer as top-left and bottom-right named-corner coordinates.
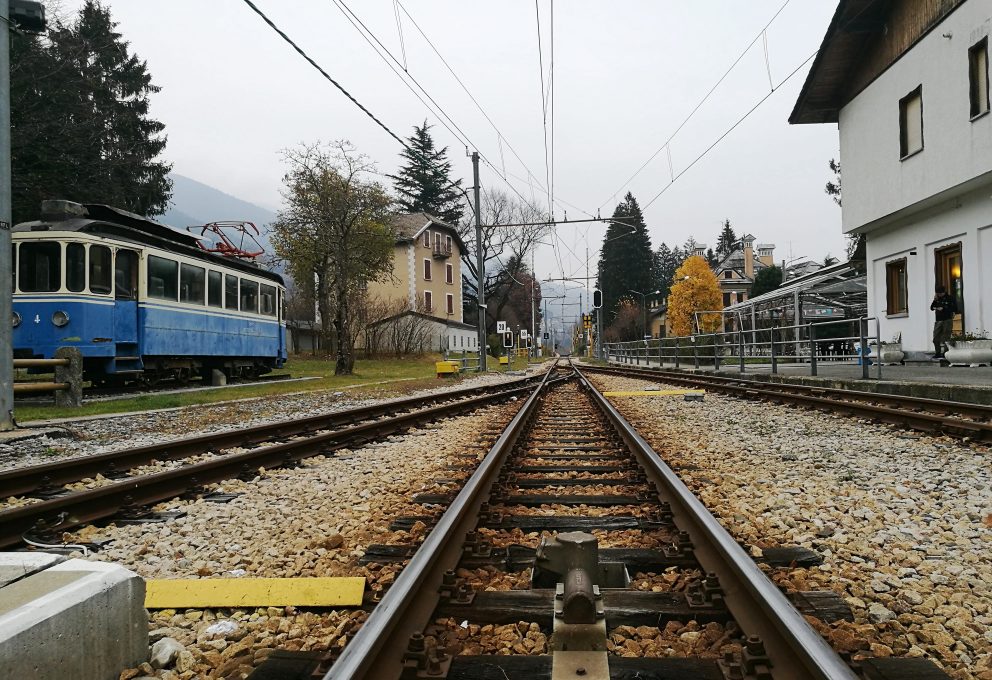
top-left (589, 372), bottom-right (992, 680)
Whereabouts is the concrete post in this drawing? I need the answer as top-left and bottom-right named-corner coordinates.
top-left (54, 348), bottom-right (83, 408)
top-left (472, 152), bottom-right (486, 372)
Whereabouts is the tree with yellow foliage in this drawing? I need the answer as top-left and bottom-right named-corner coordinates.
top-left (668, 256), bottom-right (723, 336)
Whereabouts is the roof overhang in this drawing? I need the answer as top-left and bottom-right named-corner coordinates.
top-left (790, 0), bottom-right (893, 124)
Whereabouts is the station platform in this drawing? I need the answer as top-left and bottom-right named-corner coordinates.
top-left (600, 360), bottom-right (992, 405)
top-left (0, 553), bottom-right (147, 679)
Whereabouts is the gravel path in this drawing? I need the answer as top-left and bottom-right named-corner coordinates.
top-left (588, 372), bottom-right (992, 680)
top-left (1, 363), bottom-right (550, 471)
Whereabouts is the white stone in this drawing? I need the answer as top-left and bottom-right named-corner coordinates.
top-left (150, 637), bottom-right (184, 669)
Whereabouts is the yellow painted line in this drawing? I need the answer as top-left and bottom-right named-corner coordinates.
top-left (145, 577), bottom-right (365, 608)
top-left (603, 390), bottom-right (706, 397)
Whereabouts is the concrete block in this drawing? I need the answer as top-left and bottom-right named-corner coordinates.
top-left (211, 369), bottom-right (227, 386)
top-left (0, 555), bottom-right (148, 680)
top-left (0, 553), bottom-right (64, 588)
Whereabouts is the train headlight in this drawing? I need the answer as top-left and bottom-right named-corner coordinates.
top-left (11, 311), bottom-right (20, 328)
top-left (51, 310), bottom-right (70, 327)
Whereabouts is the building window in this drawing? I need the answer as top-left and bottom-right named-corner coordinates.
top-left (422, 230), bottom-right (431, 247)
top-left (446, 293), bottom-right (454, 315)
top-left (423, 259), bottom-right (432, 280)
top-left (885, 259), bottom-right (908, 315)
top-left (723, 292), bottom-right (731, 307)
top-left (723, 270), bottom-right (732, 279)
top-left (435, 233), bottom-right (442, 252)
top-left (899, 86), bottom-right (923, 158)
top-left (970, 38), bottom-right (990, 119)
top-left (424, 290), bottom-right (433, 311)
top-left (446, 235), bottom-right (452, 252)
top-left (446, 263), bottom-right (453, 284)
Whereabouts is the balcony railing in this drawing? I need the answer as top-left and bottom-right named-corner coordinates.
top-left (432, 243), bottom-right (452, 259)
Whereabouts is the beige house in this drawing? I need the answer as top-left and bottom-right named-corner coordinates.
top-left (365, 212), bottom-right (478, 353)
top-left (714, 235), bottom-right (775, 307)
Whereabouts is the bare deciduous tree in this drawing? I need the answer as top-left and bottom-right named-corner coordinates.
top-left (270, 141), bottom-right (394, 374)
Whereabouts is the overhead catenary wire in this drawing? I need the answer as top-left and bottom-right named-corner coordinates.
top-left (597, 0), bottom-right (793, 210)
top-left (642, 50), bottom-right (818, 211)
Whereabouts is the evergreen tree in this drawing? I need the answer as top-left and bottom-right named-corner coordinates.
top-left (597, 193), bottom-right (653, 323)
top-left (389, 121), bottom-right (465, 225)
top-left (705, 247), bottom-right (718, 268)
top-left (715, 219), bottom-right (736, 259)
top-left (11, 1), bottom-right (172, 224)
top-left (750, 265), bottom-right (783, 298)
top-left (652, 242), bottom-right (685, 300)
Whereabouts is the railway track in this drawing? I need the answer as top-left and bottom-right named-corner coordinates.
top-left (582, 364), bottom-right (992, 442)
top-left (251, 362), bottom-right (950, 680)
top-left (0, 373), bottom-right (547, 550)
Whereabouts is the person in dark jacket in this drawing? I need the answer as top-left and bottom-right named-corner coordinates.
top-left (930, 284), bottom-right (958, 358)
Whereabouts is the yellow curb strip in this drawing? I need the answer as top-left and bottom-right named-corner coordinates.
top-left (145, 577), bottom-right (365, 608)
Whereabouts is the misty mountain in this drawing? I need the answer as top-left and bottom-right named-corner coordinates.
top-left (161, 173), bottom-right (277, 234)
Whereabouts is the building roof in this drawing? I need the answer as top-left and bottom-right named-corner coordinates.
top-left (791, 0), bottom-right (966, 124)
top-left (388, 212), bottom-right (466, 251)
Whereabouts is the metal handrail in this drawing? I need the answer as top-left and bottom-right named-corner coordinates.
top-left (604, 317), bottom-right (881, 378)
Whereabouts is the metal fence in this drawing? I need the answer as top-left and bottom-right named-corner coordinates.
top-left (605, 317), bottom-right (882, 379)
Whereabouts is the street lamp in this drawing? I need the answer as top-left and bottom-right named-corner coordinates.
top-left (629, 289), bottom-right (661, 339)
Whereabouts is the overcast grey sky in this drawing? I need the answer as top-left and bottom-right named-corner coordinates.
top-left (66, 0), bottom-right (844, 280)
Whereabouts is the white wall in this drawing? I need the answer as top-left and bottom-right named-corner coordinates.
top-left (840, 3), bottom-right (992, 233)
top-left (868, 184), bottom-right (991, 353)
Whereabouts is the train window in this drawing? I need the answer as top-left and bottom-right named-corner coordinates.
top-left (89, 245), bottom-right (112, 295)
top-left (66, 243), bottom-right (86, 292)
top-left (240, 279), bottom-right (259, 313)
top-left (208, 271), bottom-right (223, 307)
top-left (115, 250), bottom-right (137, 300)
top-left (18, 242), bottom-right (61, 292)
top-left (180, 263), bottom-right (206, 305)
top-left (224, 275), bottom-right (239, 310)
top-left (147, 255), bottom-right (178, 300)
top-left (10, 244), bottom-right (15, 292)
top-left (260, 284), bottom-right (277, 316)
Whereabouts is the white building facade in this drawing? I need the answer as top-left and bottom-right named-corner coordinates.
top-left (792, 0), bottom-right (991, 356)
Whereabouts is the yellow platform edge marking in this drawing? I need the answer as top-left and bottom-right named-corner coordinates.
top-left (603, 390), bottom-right (706, 397)
top-left (145, 577), bottom-right (365, 609)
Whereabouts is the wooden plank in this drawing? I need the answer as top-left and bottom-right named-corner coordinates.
top-left (498, 494), bottom-right (647, 506)
top-left (446, 656), bottom-right (724, 680)
top-left (436, 590), bottom-right (729, 627)
top-left (860, 657), bottom-right (954, 679)
top-left (145, 577), bottom-right (365, 608)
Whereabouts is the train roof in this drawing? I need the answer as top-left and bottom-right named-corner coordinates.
top-left (13, 202), bottom-right (284, 285)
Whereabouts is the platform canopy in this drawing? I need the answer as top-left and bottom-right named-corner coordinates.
top-left (723, 261), bottom-right (867, 330)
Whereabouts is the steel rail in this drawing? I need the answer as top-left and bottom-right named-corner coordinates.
top-left (0, 380), bottom-right (542, 549)
top-left (1, 374), bottom-right (543, 499)
top-left (583, 365), bottom-right (992, 440)
top-left (573, 363), bottom-right (858, 680)
top-left (326, 363), bottom-right (564, 680)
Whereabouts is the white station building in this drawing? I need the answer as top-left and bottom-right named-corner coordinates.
top-left (791, 0), bottom-right (992, 356)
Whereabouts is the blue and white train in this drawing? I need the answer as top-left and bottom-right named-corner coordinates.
top-left (11, 201), bottom-right (287, 385)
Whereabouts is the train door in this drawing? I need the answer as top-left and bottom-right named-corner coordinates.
top-left (114, 249), bottom-right (139, 352)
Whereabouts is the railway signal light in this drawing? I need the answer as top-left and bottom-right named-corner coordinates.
top-left (593, 289), bottom-right (602, 309)
top-left (502, 331), bottom-right (513, 348)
